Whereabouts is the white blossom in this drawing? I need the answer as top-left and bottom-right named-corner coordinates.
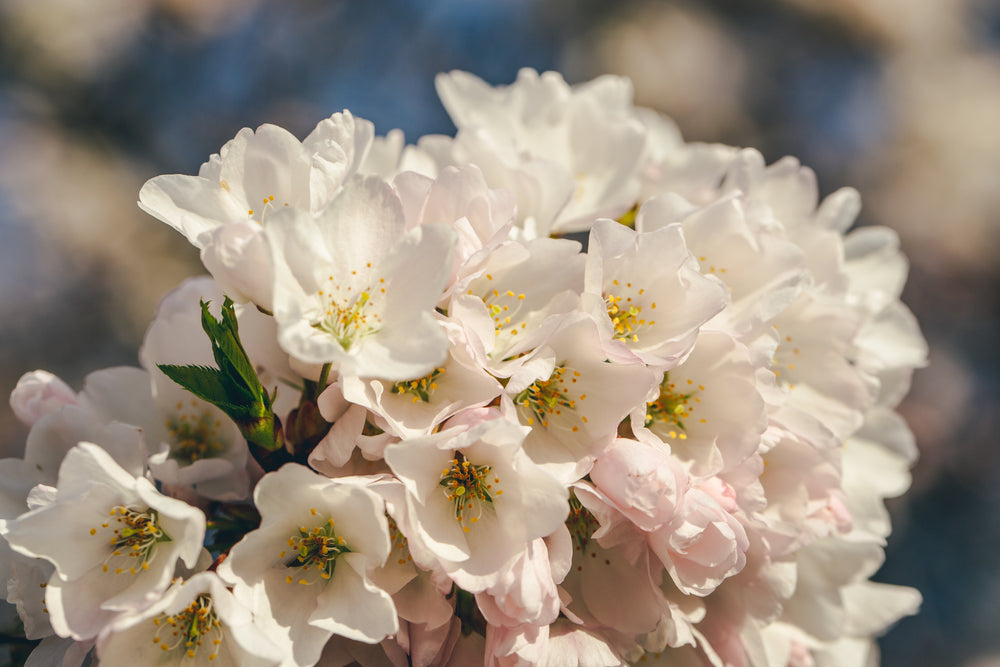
top-left (3, 443), bottom-right (205, 640)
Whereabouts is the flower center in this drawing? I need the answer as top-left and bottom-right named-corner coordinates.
top-left (470, 273), bottom-right (530, 350)
top-left (314, 273), bottom-right (385, 349)
top-left (514, 364), bottom-right (580, 428)
top-left (387, 515), bottom-right (412, 566)
top-left (616, 202), bottom-right (639, 228)
top-left (645, 372), bottom-right (701, 439)
top-left (152, 593), bottom-right (223, 660)
top-left (566, 495), bottom-right (600, 558)
top-left (484, 285), bottom-right (528, 335)
top-left (440, 453), bottom-right (500, 533)
top-left (392, 366), bottom-right (446, 403)
top-left (92, 506), bottom-right (171, 575)
top-left (166, 406), bottom-right (225, 464)
top-left (772, 332), bottom-right (800, 386)
top-left (280, 513), bottom-right (350, 585)
top-left (604, 281), bottom-right (653, 343)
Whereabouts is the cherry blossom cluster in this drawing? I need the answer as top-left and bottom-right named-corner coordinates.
top-left (0, 69), bottom-right (926, 666)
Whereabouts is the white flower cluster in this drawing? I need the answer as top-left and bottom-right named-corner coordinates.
top-left (0, 69), bottom-right (927, 666)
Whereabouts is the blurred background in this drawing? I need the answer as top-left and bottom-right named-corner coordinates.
top-left (1, 0), bottom-right (998, 664)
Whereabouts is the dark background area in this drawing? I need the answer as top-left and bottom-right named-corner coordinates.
top-left (2, 1), bottom-right (999, 665)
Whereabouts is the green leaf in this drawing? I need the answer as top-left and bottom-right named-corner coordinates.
top-left (157, 364), bottom-right (230, 406)
top-left (157, 296), bottom-right (284, 452)
top-left (201, 299), bottom-right (266, 403)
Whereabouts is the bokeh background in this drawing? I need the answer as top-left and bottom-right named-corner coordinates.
top-left (1, 1), bottom-right (999, 665)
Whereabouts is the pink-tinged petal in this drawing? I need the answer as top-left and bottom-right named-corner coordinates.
top-left (9, 370), bottom-right (77, 428)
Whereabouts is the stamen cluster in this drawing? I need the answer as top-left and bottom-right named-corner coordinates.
top-left (153, 594), bottom-right (221, 659)
top-left (283, 516), bottom-right (349, 583)
top-left (0, 68), bottom-right (926, 667)
top-left (440, 454), bottom-right (499, 532)
top-left (101, 506), bottom-right (171, 571)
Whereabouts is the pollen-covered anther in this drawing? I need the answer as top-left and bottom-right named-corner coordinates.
top-left (439, 453), bottom-right (496, 533)
top-left (313, 274), bottom-right (384, 349)
top-left (566, 495), bottom-right (601, 570)
top-left (604, 289), bottom-right (649, 343)
top-left (166, 411), bottom-right (225, 464)
top-left (95, 506), bottom-right (171, 574)
top-left (481, 284), bottom-right (528, 334)
top-left (514, 364), bottom-right (578, 428)
top-left (151, 594), bottom-right (222, 659)
top-left (282, 516), bottom-right (350, 584)
top-left (391, 366), bottom-right (446, 403)
top-left (645, 372), bottom-right (701, 439)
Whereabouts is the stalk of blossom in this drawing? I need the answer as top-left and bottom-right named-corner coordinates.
top-left (97, 571), bottom-right (283, 666)
top-left (2, 443), bottom-right (206, 640)
top-left (138, 112), bottom-right (374, 308)
top-left (265, 175), bottom-right (455, 380)
top-left (383, 411), bottom-right (569, 593)
top-left (217, 464), bottom-right (397, 666)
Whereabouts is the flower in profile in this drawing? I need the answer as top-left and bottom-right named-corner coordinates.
top-left (97, 571), bottom-right (282, 666)
top-left (2, 443), bottom-right (206, 640)
top-left (217, 464), bottom-right (398, 665)
top-left (139, 112), bottom-right (374, 307)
